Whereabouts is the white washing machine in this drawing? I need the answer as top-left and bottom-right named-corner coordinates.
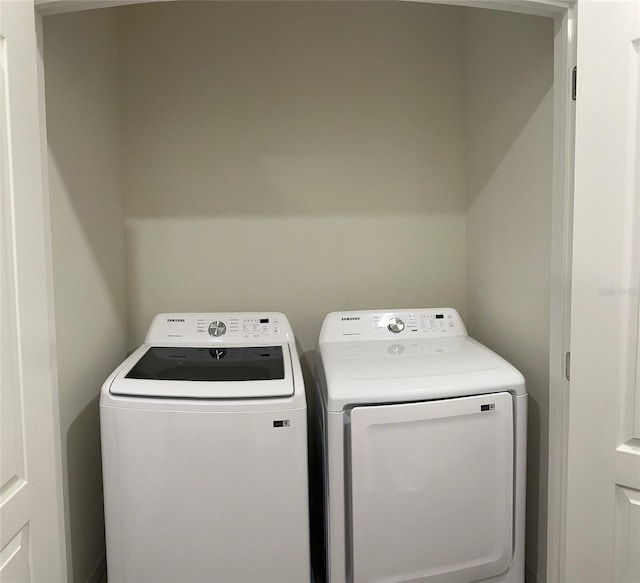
top-left (316, 308), bottom-right (526, 583)
top-left (100, 312), bottom-right (311, 583)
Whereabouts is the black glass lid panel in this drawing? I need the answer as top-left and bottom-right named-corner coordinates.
top-left (125, 346), bottom-right (285, 381)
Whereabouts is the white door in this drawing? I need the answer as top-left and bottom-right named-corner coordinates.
top-left (348, 393), bottom-right (513, 583)
top-left (0, 1), bottom-right (67, 581)
top-left (565, 1), bottom-right (640, 582)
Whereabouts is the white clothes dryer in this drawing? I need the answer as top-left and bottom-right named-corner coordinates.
top-left (101, 312), bottom-right (310, 583)
top-left (316, 308), bottom-right (526, 583)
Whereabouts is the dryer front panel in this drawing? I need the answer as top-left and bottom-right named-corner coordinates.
top-left (348, 392), bottom-right (513, 583)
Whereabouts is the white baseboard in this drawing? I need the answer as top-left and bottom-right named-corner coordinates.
top-left (87, 549), bottom-right (107, 583)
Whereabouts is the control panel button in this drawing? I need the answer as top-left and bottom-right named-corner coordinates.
top-left (208, 320), bottom-right (227, 337)
top-left (387, 317), bottom-right (405, 334)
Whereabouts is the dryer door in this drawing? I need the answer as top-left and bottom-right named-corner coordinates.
top-left (348, 392), bottom-right (513, 583)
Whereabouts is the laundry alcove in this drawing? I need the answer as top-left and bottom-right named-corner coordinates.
top-left (41, 3), bottom-right (555, 582)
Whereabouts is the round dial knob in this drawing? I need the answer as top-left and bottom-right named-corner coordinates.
top-left (208, 320), bottom-right (227, 337)
top-left (387, 317), bottom-right (405, 334)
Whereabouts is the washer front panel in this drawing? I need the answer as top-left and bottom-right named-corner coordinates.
top-left (101, 404), bottom-right (310, 582)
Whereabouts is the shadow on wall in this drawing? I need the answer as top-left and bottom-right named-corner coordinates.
top-left (66, 396), bottom-right (106, 583)
top-left (43, 9), bottom-right (127, 583)
top-left (46, 151), bottom-right (125, 312)
top-left (465, 8), bottom-right (554, 201)
top-left (527, 392), bottom-right (543, 531)
top-left (47, 149), bottom-right (125, 583)
top-left (463, 8), bottom-right (555, 583)
top-left (300, 348), bottom-right (326, 583)
top-left (44, 8), bottom-right (126, 310)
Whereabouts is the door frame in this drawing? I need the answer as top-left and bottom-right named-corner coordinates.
top-left (31, 1), bottom-right (575, 582)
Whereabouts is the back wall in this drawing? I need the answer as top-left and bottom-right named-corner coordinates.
top-left (119, 1), bottom-right (468, 354)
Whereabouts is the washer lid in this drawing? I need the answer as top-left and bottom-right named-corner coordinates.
top-left (110, 344), bottom-right (295, 399)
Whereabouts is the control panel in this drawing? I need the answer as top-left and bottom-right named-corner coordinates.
top-left (145, 313), bottom-right (292, 344)
top-left (319, 308), bottom-right (467, 343)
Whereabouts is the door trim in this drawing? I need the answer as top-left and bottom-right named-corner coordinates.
top-left (546, 5), bottom-right (576, 583)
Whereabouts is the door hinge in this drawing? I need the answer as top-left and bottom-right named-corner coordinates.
top-left (572, 66), bottom-right (577, 101)
top-left (565, 351), bottom-right (571, 381)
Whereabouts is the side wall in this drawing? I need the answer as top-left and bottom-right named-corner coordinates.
top-left (464, 9), bottom-right (554, 583)
top-left (43, 10), bottom-right (126, 583)
top-left (119, 1), bottom-right (468, 354)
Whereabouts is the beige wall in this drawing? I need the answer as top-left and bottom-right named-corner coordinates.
top-left (464, 9), bottom-right (554, 583)
top-left (43, 3), bottom-right (555, 581)
top-left (44, 9), bottom-right (126, 583)
top-left (119, 1), bottom-right (468, 354)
